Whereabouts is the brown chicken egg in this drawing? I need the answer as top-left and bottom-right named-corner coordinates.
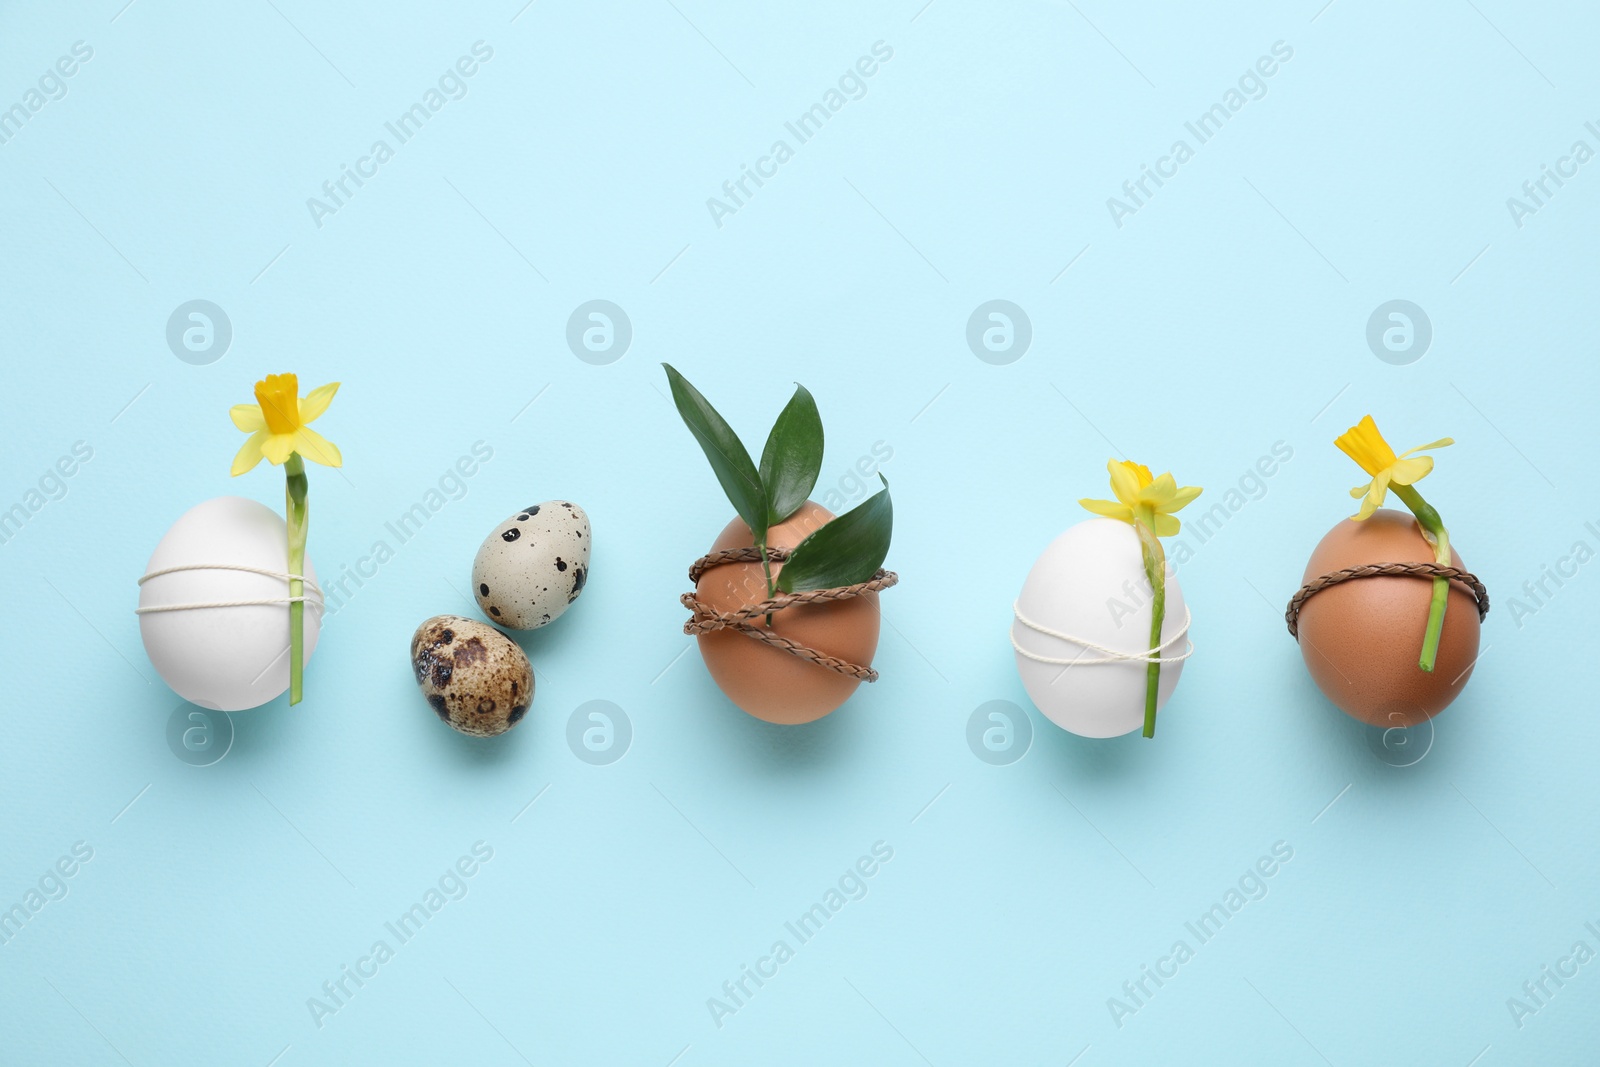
top-left (694, 501), bottom-right (881, 725)
top-left (1295, 509), bottom-right (1480, 728)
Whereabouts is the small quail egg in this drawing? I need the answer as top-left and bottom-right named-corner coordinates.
top-left (410, 615), bottom-right (533, 738)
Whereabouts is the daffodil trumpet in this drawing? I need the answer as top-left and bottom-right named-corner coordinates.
top-left (1080, 460), bottom-right (1203, 738)
top-left (230, 373), bottom-right (343, 705)
top-left (1334, 415), bottom-right (1454, 673)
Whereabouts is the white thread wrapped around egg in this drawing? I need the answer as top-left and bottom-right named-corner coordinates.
top-left (137, 496), bottom-right (321, 711)
top-left (1011, 518), bottom-right (1189, 738)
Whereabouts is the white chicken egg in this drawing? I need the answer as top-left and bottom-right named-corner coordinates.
top-left (1012, 518), bottom-right (1188, 738)
top-left (138, 496), bottom-right (321, 711)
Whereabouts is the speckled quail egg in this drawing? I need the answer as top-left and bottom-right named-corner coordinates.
top-left (410, 615), bottom-right (533, 737)
top-left (471, 501), bottom-right (590, 629)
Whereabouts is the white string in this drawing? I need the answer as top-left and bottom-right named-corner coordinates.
top-left (1011, 602), bottom-right (1192, 666)
top-left (135, 563), bottom-right (325, 615)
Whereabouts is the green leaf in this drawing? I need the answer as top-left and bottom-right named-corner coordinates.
top-left (662, 364), bottom-right (768, 541)
top-left (759, 383), bottom-right (823, 525)
top-left (777, 475), bottom-right (893, 593)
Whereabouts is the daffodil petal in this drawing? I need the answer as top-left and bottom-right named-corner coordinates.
top-left (260, 433), bottom-right (296, 466)
top-left (1142, 471), bottom-right (1178, 505)
top-left (1399, 437), bottom-right (1453, 457)
top-left (231, 430), bottom-right (269, 476)
top-left (1388, 455), bottom-right (1434, 486)
top-left (298, 382), bottom-right (340, 424)
top-left (1352, 471), bottom-right (1391, 518)
top-left (1167, 485), bottom-right (1203, 511)
top-left (230, 404), bottom-right (265, 432)
top-left (1153, 514), bottom-right (1180, 537)
top-left (294, 426), bottom-right (343, 467)
top-left (1107, 460), bottom-right (1141, 508)
top-left (1079, 497), bottom-right (1133, 523)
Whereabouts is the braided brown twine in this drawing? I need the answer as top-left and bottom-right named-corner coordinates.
top-left (681, 547), bottom-right (898, 681)
top-left (1285, 562), bottom-right (1490, 639)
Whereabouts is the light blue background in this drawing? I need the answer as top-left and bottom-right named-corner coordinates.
top-left (2, 1), bottom-right (1597, 1063)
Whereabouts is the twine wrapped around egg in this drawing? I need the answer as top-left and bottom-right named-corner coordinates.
top-left (681, 546), bottom-right (898, 680)
top-left (1285, 562), bottom-right (1489, 638)
top-left (136, 563), bottom-right (326, 615)
top-left (1011, 603), bottom-right (1194, 666)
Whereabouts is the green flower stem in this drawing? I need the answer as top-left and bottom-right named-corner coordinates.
top-left (757, 535), bottom-right (776, 627)
top-left (285, 452), bottom-right (308, 705)
top-left (1133, 513), bottom-right (1166, 739)
top-left (1391, 482), bottom-right (1449, 673)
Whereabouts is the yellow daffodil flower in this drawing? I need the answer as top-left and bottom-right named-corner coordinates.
top-left (1079, 459), bottom-right (1203, 537)
top-left (1078, 458), bottom-right (1202, 739)
top-left (230, 373), bottom-right (342, 476)
top-left (1335, 415), bottom-right (1452, 521)
top-left (227, 371), bottom-right (342, 706)
top-left (1332, 414), bottom-right (1457, 672)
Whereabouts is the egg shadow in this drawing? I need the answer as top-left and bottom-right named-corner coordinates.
top-left (477, 588), bottom-right (592, 694)
top-left (504, 621), bottom-right (585, 690)
top-left (177, 690), bottom-right (339, 781)
top-left (667, 676), bottom-right (865, 776)
top-left (205, 696), bottom-right (293, 771)
top-left (987, 671), bottom-right (1157, 782)
top-left (729, 703), bottom-right (859, 772)
top-left (1291, 667), bottom-right (1462, 790)
top-left (1027, 705), bottom-right (1158, 782)
top-left (426, 715), bottom-right (529, 766)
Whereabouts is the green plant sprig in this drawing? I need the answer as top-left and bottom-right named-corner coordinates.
top-left (663, 364), bottom-right (892, 609)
